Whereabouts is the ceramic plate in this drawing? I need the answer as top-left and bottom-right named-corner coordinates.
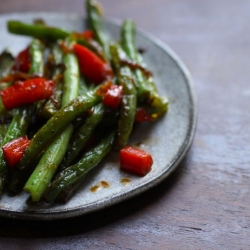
top-left (0, 12), bottom-right (197, 220)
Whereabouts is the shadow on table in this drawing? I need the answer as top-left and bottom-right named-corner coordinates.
top-left (0, 156), bottom-right (189, 238)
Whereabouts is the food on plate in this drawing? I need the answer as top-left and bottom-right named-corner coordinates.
top-left (0, 0), bottom-right (168, 203)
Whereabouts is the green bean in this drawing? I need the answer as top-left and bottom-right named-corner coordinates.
top-left (28, 39), bottom-right (45, 76)
top-left (121, 20), bottom-right (138, 62)
top-left (23, 50), bottom-right (80, 201)
top-left (7, 21), bottom-right (71, 41)
top-left (61, 52), bottom-right (80, 106)
top-left (0, 50), bottom-right (14, 116)
top-left (26, 39), bottom-right (45, 121)
top-left (60, 103), bottom-right (105, 170)
top-left (44, 42), bottom-right (63, 79)
top-left (23, 93), bottom-right (99, 169)
top-left (0, 90), bottom-right (10, 118)
top-left (109, 43), bottom-right (127, 73)
top-left (55, 178), bottom-right (82, 202)
top-left (121, 20), bottom-right (149, 97)
top-left (145, 76), bottom-right (169, 118)
top-left (23, 124), bottom-right (73, 202)
top-left (51, 42), bottom-right (64, 66)
top-left (57, 110), bottom-right (119, 202)
top-left (121, 20), bottom-right (168, 116)
top-left (42, 79), bottom-right (63, 119)
top-left (86, 0), bottom-right (110, 59)
top-left (43, 130), bottom-right (116, 203)
top-left (78, 75), bottom-right (89, 96)
top-left (42, 44), bottom-right (64, 118)
top-left (9, 91), bottom-right (102, 193)
top-left (115, 72), bottom-right (137, 149)
top-left (0, 50), bottom-right (14, 78)
top-left (0, 123), bottom-right (10, 145)
top-left (3, 37), bottom-right (45, 193)
top-left (109, 43), bottom-right (137, 149)
top-left (26, 38), bottom-right (45, 121)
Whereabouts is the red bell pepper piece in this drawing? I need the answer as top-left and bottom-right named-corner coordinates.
top-left (135, 107), bottom-right (153, 122)
top-left (120, 146), bottom-right (153, 176)
top-left (2, 135), bottom-right (30, 168)
top-left (103, 85), bottom-right (123, 109)
top-left (1, 78), bottom-right (55, 110)
top-left (12, 47), bottom-right (31, 73)
top-left (73, 43), bottom-right (113, 84)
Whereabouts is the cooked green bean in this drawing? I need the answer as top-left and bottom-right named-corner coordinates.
top-left (0, 50), bottom-right (14, 79)
top-left (23, 92), bottom-right (100, 168)
top-left (115, 73), bottom-right (137, 149)
top-left (61, 52), bottom-right (80, 106)
top-left (29, 39), bottom-right (45, 76)
top-left (2, 38), bottom-right (45, 193)
top-left (121, 20), bottom-right (168, 117)
top-left (23, 124), bottom-right (73, 202)
top-left (7, 21), bottom-right (71, 41)
top-left (42, 43), bottom-right (64, 118)
top-left (9, 91), bottom-right (102, 193)
top-left (121, 20), bottom-right (148, 98)
top-left (78, 75), bottom-right (89, 95)
top-left (0, 123), bottom-right (10, 145)
top-left (23, 49), bottom-right (80, 201)
top-left (110, 43), bottom-right (137, 149)
top-left (43, 130), bottom-right (116, 203)
top-left (86, 0), bottom-right (110, 59)
top-left (60, 103), bottom-right (105, 170)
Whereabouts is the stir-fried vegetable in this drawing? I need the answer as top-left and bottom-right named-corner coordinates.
top-left (0, 0), bottom-right (168, 203)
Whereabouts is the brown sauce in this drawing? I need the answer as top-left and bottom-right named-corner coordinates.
top-left (120, 59), bottom-right (152, 78)
top-left (90, 185), bottom-right (100, 192)
top-left (121, 178), bottom-right (131, 184)
top-left (100, 181), bottom-right (109, 188)
top-left (90, 181), bottom-right (110, 192)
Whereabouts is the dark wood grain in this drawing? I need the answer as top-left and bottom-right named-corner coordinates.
top-left (0, 0), bottom-right (250, 249)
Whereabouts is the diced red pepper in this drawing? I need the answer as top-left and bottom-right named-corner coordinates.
top-left (120, 146), bottom-right (153, 176)
top-left (73, 43), bottom-right (113, 84)
top-left (2, 135), bottom-right (30, 168)
top-left (103, 85), bottom-right (123, 109)
top-left (135, 107), bottom-right (153, 122)
top-left (0, 78), bottom-right (55, 110)
top-left (12, 47), bottom-right (31, 73)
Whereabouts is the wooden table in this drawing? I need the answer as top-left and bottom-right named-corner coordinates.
top-left (0, 0), bottom-right (249, 249)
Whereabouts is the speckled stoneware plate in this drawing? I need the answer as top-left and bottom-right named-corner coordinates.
top-left (0, 12), bottom-right (197, 220)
